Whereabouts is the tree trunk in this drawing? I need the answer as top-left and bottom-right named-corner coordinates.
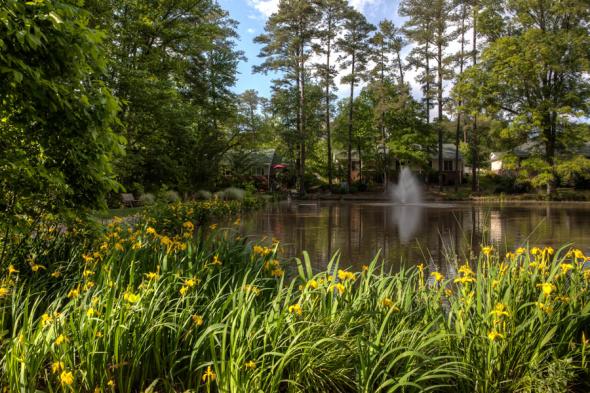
top-left (455, 113), bottom-right (461, 191)
top-left (299, 44), bottom-right (307, 195)
top-left (326, 15), bottom-right (333, 191)
top-left (381, 47), bottom-right (387, 191)
top-left (295, 62), bottom-right (302, 193)
top-left (471, 2), bottom-right (479, 193)
top-left (347, 52), bottom-right (355, 188)
top-left (358, 142), bottom-right (362, 184)
top-left (425, 40), bottom-right (430, 125)
top-left (437, 42), bottom-right (444, 192)
top-left (544, 111), bottom-right (557, 196)
top-left (455, 5), bottom-right (467, 192)
top-left (397, 49), bottom-right (405, 86)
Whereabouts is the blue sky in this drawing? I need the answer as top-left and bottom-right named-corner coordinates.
top-left (217, 0), bottom-right (406, 98)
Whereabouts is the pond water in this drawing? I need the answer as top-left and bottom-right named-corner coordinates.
top-left (237, 201), bottom-right (590, 272)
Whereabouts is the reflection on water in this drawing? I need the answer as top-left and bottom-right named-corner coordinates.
top-left (393, 204), bottom-right (423, 243)
top-left (237, 201), bottom-right (590, 272)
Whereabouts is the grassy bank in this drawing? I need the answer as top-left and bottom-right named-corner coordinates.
top-left (1, 217), bottom-right (589, 392)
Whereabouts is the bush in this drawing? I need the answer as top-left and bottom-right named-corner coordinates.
top-left (223, 187), bottom-right (245, 201)
top-left (161, 190), bottom-right (180, 203)
top-left (138, 192), bottom-right (156, 205)
top-left (142, 198), bottom-right (266, 235)
top-left (195, 190), bottom-right (212, 200)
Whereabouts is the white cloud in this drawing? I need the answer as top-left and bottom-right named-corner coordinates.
top-left (349, 0), bottom-right (383, 12)
top-left (247, 28), bottom-right (256, 34)
top-left (247, 0), bottom-right (279, 17)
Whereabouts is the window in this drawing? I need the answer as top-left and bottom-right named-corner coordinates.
top-left (256, 167), bottom-right (265, 176)
top-left (443, 160), bottom-right (454, 171)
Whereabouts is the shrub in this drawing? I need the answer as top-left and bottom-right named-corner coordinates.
top-left (195, 190), bottom-right (212, 200)
top-left (138, 192), bottom-right (156, 205)
top-left (161, 190), bottom-right (180, 203)
top-left (223, 187), bottom-right (245, 201)
top-left (142, 198), bottom-right (265, 235)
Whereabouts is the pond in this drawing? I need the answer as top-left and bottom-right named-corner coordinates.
top-left (237, 201), bottom-right (590, 272)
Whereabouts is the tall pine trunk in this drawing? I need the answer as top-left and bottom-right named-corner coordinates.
top-left (299, 44), bottom-right (306, 195)
top-left (455, 5), bottom-right (467, 192)
top-left (326, 15), bottom-right (333, 191)
top-left (347, 52), bottom-right (355, 187)
top-left (425, 40), bottom-right (431, 126)
top-left (437, 41), bottom-right (443, 191)
top-left (397, 49), bottom-right (405, 86)
top-left (471, 1), bottom-right (479, 192)
top-left (380, 46), bottom-right (388, 191)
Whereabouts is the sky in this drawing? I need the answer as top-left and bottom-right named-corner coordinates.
top-left (217, 0), bottom-right (408, 99)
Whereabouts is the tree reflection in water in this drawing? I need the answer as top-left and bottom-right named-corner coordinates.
top-left (237, 201), bottom-right (590, 273)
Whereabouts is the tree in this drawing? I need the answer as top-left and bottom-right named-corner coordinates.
top-left (400, 0), bottom-right (435, 126)
top-left (238, 90), bottom-right (262, 134)
top-left (456, 0), bottom-right (590, 195)
top-left (470, 0), bottom-right (480, 192)
top-left (430, 0), bottom-right (457, 190)
top-left (0, 0), bottom-right (122, 220)
top-left (86, 0), bottom-right (242, 193)
top-left (337, 8), bottom-right (375, 186)
top-left (255, 0), bottom-right (319, 194)
top-left (450, 0), bottom-right (470, 190)
top-left (314, 0), bottom-right (348, 190)
top-left (370, 20), bottom-right (408, 188)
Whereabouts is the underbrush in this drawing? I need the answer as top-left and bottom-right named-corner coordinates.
top-left (0, 219), bottom-right (589, 392)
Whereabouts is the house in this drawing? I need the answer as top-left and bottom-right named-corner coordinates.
top-left (248, 149), bottom-right (282, 177)
top-left (490, 141), bottom-right (590, 173)
top-left (333, 150), bottom-right (361, 182)
top-left (430, 144), bottom-right (463, 185)
top-left (221, 149), bottom-right (284, 178)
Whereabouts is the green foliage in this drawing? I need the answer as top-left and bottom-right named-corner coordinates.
top-left (556, 156), bottom-right (590, 187)
top-left (85, 0), bottom-right (244, 193)
top-left (142, 199), bottom-right (265, 235)
top-left (0, 0), bottom-right (123, 217)
top-left (1, 220), bottom-right (589, 391)
top-left (454, 0), bottom-right (590, 193)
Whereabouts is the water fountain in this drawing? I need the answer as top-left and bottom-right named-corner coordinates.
top-left (388, 168), bottom-right (424, 243)
top-left (391, 167), bottom-right (423, 204)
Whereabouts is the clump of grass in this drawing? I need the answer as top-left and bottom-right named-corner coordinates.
top-left (161, 190), bottom-right (180, 203)
top-left (138, 192), bottom-right (156, 205)
top-left (0, 221), bottom-right (589, 392)
top-left (223, 187), bottom-right (245, 201)
top-left (195, 190), bottom-right (212, 200)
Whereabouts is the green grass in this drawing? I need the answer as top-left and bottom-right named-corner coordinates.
top-left (1, 217), bottom-right (589, 392)
top-left (92, 206), bottom-right (144, 220)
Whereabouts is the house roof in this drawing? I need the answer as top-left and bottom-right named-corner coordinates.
top-left (249, 149), bottom-right (278, 166)
top-left (513, 141), bottom-right (544, 158)
top-left (220, 148), bottom-right (281, 168)
top-left (333, 150), bottom-right (360, 161)
top-left (501, 141), bottom-right (590, 159)
top-left (432, 144), bottom-right (462, 161)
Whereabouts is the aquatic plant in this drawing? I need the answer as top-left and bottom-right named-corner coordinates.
top-left (0, 220), bottom-right (588, 392)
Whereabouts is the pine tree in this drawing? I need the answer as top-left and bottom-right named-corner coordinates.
top-left (451, 0), bottom-right (470, 191)
top-left (430, 0), bottom-right (458, 190)
top-left (254, 0), bottom-right (319, 194)
top-left (370, 20), bottom-right (407, 188)
top-left (314, 0), bottom-right (348, 190)
top-left (400, 0), bottom-right (435, 126)
top-left (337, 8), bottom-right (375, 186)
